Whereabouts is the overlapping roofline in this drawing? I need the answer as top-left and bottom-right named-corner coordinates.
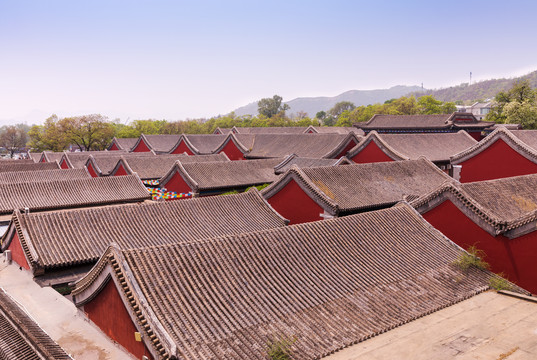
top-left (346, 131), bottom-right (409, 161)
top-left (272, 154), bottom-right (353, 174)
top-left (72, 244), bottom-right (177, 360)
top-left (451, 127), bottom-right (537, 164)
top-left (211, 133), bottom-right (251, 155)
top-left (411, 179), bottom-right (537, 238)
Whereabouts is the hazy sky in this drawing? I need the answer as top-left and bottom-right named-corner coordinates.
top-left (1, 0), bottom-right (536, 125)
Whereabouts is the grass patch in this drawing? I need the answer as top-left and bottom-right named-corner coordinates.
top-left (453, 246), bottom-right (490, 271)
top-left (247, 183), bottom-right (270, 192)
top-left (489, 273), bottom-right (513, 291)
top-left (266, 334), bottom-right (296, 360)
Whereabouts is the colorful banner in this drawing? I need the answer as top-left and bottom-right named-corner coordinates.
top-left (148, 187), bottom-right (192, 201)
top-left (142, 179), bottom-right (160, 186)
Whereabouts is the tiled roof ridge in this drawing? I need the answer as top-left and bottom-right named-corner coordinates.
top-left (85, 155), bottom-right (102, 176)
top-left (72, 244), bottom-right (175, 359)
top-left (2, 210), bottom-right (41, 272)
top-left (159, 160), bottom-right (199, 191)
top-left (264, 158), bottom-right (451, 214)
top-left (0, 174), bottom-right (150, 215)
top-left (0, 168), bottom-right (90, 184)
top-left (272, 154), bottom-right (299, 173)
top-left (262, 164), bottom-right (340, 214)
top-left (323, 132), bottom-right (362, 158)
top-left (0, 287), bottom-right (72, 359)
top-left (355, 113), bottom-right (451, 128)
top-left (76, 204), bottom-right (489, 357)
top-left (169, 158), bottom-right (281, 191)
top-left (451, 127), bottom-right (537, 164)
top-left (167, 134), bottom-right (195, 155)
top-left (89, 202), bottom-right (461, 272)
top-left (132, 134), bottom-right (151, 151)
top-left (410, 181), bottom-right (511, 234)
top-left (347, 130), bottom-right (409, 160)
top-left (212, 133), bottom-right (251, 155)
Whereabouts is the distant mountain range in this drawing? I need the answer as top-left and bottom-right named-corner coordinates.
top-left (412, 70), bottom-right (537, 103)
top-left (233, 71), bottom-right (537, 117)
top-left (233, 85), bottom-right (424, 117)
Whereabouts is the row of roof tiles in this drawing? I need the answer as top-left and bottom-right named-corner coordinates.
top-left (70, 203), bottom-right (493, 360)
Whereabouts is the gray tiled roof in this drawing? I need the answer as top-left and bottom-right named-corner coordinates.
top-left (0, 162), bottom-right (59, 173)
top-left (348, 131), bottom-right (477, 163)
top-left (413, 173), bottom-right (537, 232)
top-left (263, 158), bottom-right (453, 215)
top-left (118, 153), bottom-right (229, 179)
top-left (3, 190), bottom-right (287, 271)
top-left (72, 203), bottom-right (491, 360)
top-left (0, 168), bottom-right (90, 184)
top-left (160, 158), bottom-right (282, 192)
top-left (245, 133), bottom-right (359, 159)
top-left (0, 175), bottom-right (150, 215)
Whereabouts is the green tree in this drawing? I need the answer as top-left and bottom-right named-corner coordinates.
top-left (0, 124), bottom-right (29, 157)
top-left (28, 114), bottom-right (70, 151)
top-left (258, 95), bottom-right (290, 118)
top-left (387, 96), bottom-right (419, 115)
top-left (329, 101), bottom-right (355, 118)
top-left (315, 111), bottom-right (327, 120)
top-left (57, 114), bottom-right (115, 151)
top-left (334, 110), bottom-right (353, 127)
top-left (486, 80), bottom-right (537, 125)
top-left (503, 101), bottom-right (537, 128)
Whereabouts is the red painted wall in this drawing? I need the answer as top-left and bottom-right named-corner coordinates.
top-left (219, 141), bottom-right (245, 161)
top-left (459, 138), bottom-right (537, 182)
top-left (266, 179), bottom-right (325, 225)
top-left (109, 143), bottom-right (120, 151)
top-left (86, 163), bottom-right (99, 177)
top-left (60, 159), bottom-right (70, 169)
top-left (467, 131), bottom-right (483, 141)
top-left (350, 141), bottom-right (395, 164)
top-left (162, 171), bottom-right (193, 195)
top-left (113, 164), bottom-right (129, 176)
top-left (132, 140), bottom-right (152, 152)
top-left (7, 232), bottom-right (30, 270)
top-left (334, 139), bottom-right (359, 159)
top-left (170, 141), bottom-right (194, 155)
top-left (423, 199), bottom-right (537, 294)
top-left (84, 280), bottom-right (154, 359)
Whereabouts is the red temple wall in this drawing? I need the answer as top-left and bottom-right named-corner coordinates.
top-left (113, 164), bottom-right (129, 176)
top-left (8, 232), bottom-right (30, 270)
top-left (266, 179), bottom-right (325, 225)
top-left (350, 141), bottom-right (395, 164)
top-left (334, 139), bottom-right (359, 159)
top-left (84, 279), bottom-right (154, 359)
top-left (170, 141), bottom-right (194, 155)
top-left (219, 141), bottom-right (245, 161)
top-left (59, 159), bottom-right (70, 169)
top-left (132, 140), bottom-right (151, 152)
top-left (109, 143), bottom-right (120, 151)
top-left (458, 138), bottom-right (537, 182)
top-left (422, 199), bottom-right (537, 294)
top-left (162, 172), bottom-right (193, 195)
top-left (466, 131), bottom-right (483, 141)
top-left (86, 163), bottom-right (99, 178)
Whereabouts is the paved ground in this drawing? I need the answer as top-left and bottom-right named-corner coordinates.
top-left (324, 291), bottom-right (537, 360)
top-left (0, 258), bottom-right (134, 359)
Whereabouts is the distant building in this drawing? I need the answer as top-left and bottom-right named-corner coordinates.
top-left (458, 100), bottom-right (493, 121)
top-left (354, 113), bottom-right (495, 140)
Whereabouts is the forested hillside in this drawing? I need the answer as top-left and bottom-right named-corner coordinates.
top-left (412, 71), bottom-right (537, 103)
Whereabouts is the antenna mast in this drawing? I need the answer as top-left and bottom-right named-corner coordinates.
top-left (470, 72), bottom-right (472, 85)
